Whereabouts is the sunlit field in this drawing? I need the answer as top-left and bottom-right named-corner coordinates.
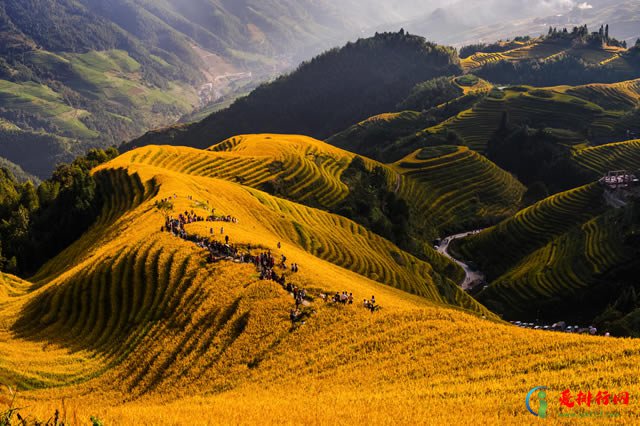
top-left (0, 139), bottom-right (638, 424)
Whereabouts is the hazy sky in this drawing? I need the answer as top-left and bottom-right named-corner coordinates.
top-left (346, 0), bottom-right (639, 46)
top-left (361, 0), bottom-right (585, 21)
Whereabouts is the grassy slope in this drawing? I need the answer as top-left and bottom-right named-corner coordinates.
top-left (1, 146), bottom-right (489, 387)
top-left (0, 149), bottom-right (639, 424)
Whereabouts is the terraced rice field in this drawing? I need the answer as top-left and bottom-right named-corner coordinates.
top-left (603, 55), bottom-right (638, 73)
top-left (454, 76), bottom-right (493, 95)
top-left (394, 146), bottom-right (525, 233)
top-left (122, 134), bottom-right (523, 237)
top-left (358, 112), bottom-right (405, 124)
top-left (566, 78), bottom-right (640, 110)
top-left (2, 154), bottom-right (489, 396)
top-left (245, 189), bottom-right (477, 308)
top-left (421, 87), bottom-right (618, 152)
top-left (29, 169), bottom-right (158, 284)
top-left (505, 40), bottom-right (569, 60)
top-left (456, 183), bottom-right (606, 280)
top-left (124, 135), bottom-right (360, 208)
top-left (473, 206), bottom-right (633, 317)
top-left (108, 147), bottom-right (486, 308)
top-left (3, 145), bottom-right (640, 424)
top-left (0, 80), bottom-right (98, 138)
top-left (571, 47), bottom-right (619, 64)
top-left (506, 91), bottom-right (618, 132)
top-left (332, 79), bottom-right (636, 160)
top-left (461, 40), bottom-right (629, 74)
top-left (453, 181), bottom-right (640, 318)
top-left (572, 139), bottom-right (640, 175)
top-left (461, 40), bottom-right (568, 71)
top-left (334, 76), bottom-right (633, 160)
top-left (461, 51), bottom-right (509, 71)
top-left (432, 96), bottom-right (505, 152)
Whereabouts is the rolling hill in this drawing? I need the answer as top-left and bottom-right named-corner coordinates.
top-left (328, 77), bottom-right (640, 169)
top-left (124, 31), bottom-right (462, 151)
top-left (118, 134), bottom-right (524, 262)
top-left (454, 180), bottom-right (640, 334)
top-left (455, 183), bottom-right (608, 281)
top-left (2, 141), bottom-right (490, 392)
top-left (2, 8), bottom-right (640, 423)
top-left (327, 75), bottom-right (491, 161)
top-left (573, 139), bottom-right (640, 175)
top-left (460, 36), bottom-right (634, 73)
top-left (393, 145), bottom-right (525, 233)
top-left (0, 141), bottom-right (639, 424)
top-left (119, 28), bottom-right (636, 168)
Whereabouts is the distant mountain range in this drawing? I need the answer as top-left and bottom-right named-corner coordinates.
top-left (405, 0), bottom-right (640, 46)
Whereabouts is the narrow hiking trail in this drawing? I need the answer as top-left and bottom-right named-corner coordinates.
top-left (437, 230), bottom-right (486, 290)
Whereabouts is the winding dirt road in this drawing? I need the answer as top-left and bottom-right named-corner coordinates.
top-left (436, 230), bottom-right (486, 290)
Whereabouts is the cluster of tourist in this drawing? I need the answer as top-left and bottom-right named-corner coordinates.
top-left (162, 212), bottom-right (310, 311)
top-left (163, 216), bottom-right (247, 261)
top-left (162, 210), bottom-right (207, 229)
top-left (291, 285), bottom-right (308, 307)
top-left (160, 197), bottom-right (382, 329)
top-left (256, 251), bottom-right (287, 285)
top-left (323, 291), bottom-right (354, 304)
top-left (363, 296), bottom-right (379, 313)
top-left (207, 214), bottom-right (238, 224)
top-left (319, 292), bottom-right (379, 313)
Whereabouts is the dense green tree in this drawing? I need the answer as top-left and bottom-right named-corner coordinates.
top-left (0, 147), bottom-right (118, 275)
top-left (486, 125), bottom-right (591, 194)
top-left (397, 76), bottom-right (463, 111)
top-left (20, 181), bottom-right (39, 212)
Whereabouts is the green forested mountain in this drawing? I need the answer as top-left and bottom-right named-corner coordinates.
top-left (125, 31), bottom-right (462, 150)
